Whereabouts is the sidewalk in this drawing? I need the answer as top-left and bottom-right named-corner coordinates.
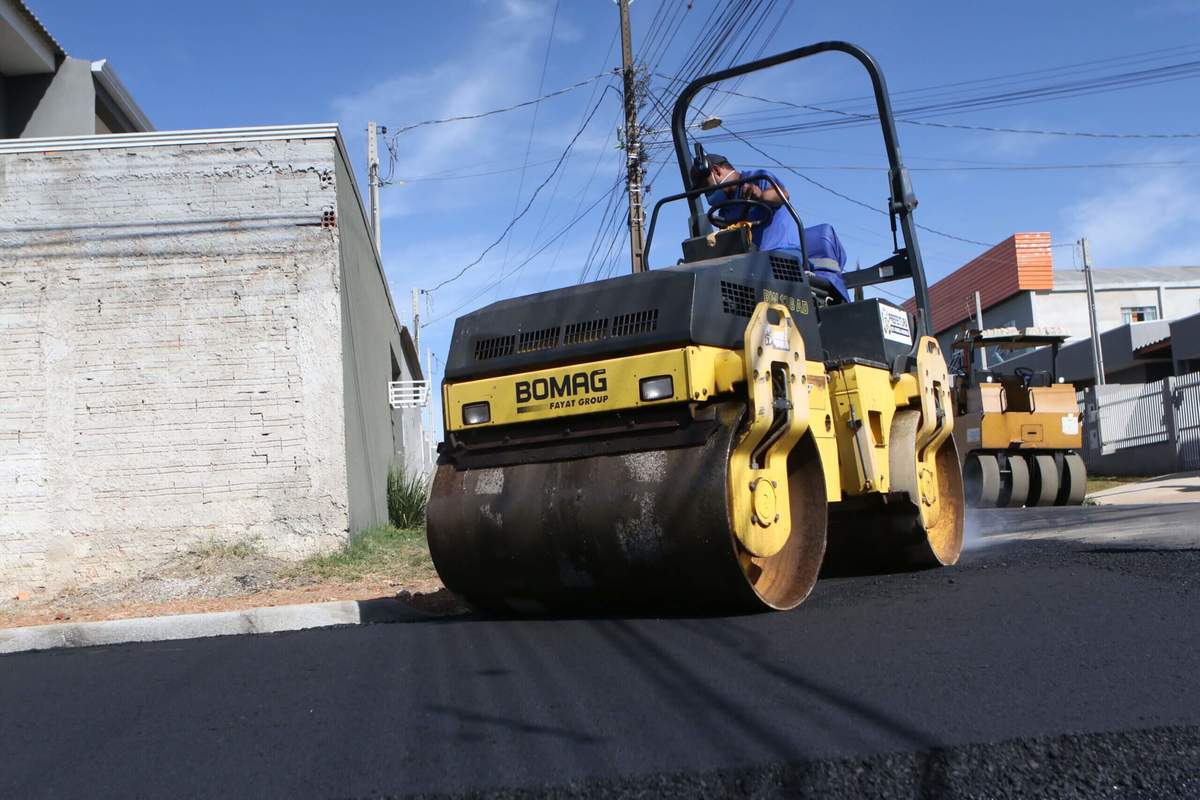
top-left (0, 594), bottom-right (449, 655)
top-left (1088, 471), bottom-right (1200, 505)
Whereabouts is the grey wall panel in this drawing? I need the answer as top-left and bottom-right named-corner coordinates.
top-left (333, 145), bottom-right (422, 533)
top-left (14, 56), bottom-right (94, 138)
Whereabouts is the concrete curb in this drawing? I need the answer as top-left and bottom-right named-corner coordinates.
top-left (0, 597), bottom-right (432, 655)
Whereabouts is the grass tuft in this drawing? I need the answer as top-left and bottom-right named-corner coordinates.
top-left (388, 465), bottom-right (430, 529)
top-left (291, 524), bottom-right (436, 583)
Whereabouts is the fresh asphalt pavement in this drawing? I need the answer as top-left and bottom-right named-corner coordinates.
top-left (3, 505), bottom-right (1199, 799)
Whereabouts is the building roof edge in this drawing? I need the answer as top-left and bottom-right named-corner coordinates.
top-left (91, 59), bottom-right (154, 133)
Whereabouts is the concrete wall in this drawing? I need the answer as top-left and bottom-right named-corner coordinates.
top-left (0, 136), bottom-right (354, 597)
top-left (1030, 284), bottom-right (1200, 343)
top-left (332, 148), bottom-right (424, 533)
top-left (1079, 439), bottom-right (1178, 477)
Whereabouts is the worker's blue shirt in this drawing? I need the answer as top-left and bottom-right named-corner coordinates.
top-left (706, 169), bottom-right (800, 252)
top-left (707, 172), bottom-right (850, 302)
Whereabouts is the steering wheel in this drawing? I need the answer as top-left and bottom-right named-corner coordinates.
top-left (1013, 366), bottom-right (1035, 386)
top-left (706, 197), bottom-right (775, 230)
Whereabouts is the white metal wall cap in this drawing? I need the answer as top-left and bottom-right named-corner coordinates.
top-left (0, 123), bottom-right (342, 155)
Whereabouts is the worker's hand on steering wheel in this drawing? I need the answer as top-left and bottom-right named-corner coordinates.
top-left (706, 197), bottom-right (775, 230)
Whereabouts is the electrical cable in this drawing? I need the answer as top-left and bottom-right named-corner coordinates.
top-left (379, 72), bottom-right (609, 186)
top-left (718, 122), bottom-right (1001, 248)
top-left (687, 83), bottom-right (1200, 140)
top-left (499, 0), bottom-right (562, 273)
top-left (426, 85), bottom-right (619, 294)
top-left (424, 178), bottom-right (624, 326)
top-left (734, 159), bottom-right (1200, 172)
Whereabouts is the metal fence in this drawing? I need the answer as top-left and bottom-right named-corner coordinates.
top-left (1177, 371), bottom-right (1200, 470)
top-left (1080, 370), bottom-right (1200, 472)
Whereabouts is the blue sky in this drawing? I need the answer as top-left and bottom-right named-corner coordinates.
top-left (35, 0), bottom-right (1200, 430)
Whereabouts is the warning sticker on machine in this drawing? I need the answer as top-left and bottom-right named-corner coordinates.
top-left (1062, 414), bottom-right (1080, 435)
top-left (879, 304), bottom-right (912, 345)
top-left (763, 330), bottom-right (790, 351)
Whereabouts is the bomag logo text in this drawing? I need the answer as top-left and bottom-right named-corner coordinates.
top-left (516, 369), bottom-right (609, 410)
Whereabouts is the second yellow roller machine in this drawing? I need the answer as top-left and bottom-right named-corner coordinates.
top-left (428, 42), bottom-right (965, 613)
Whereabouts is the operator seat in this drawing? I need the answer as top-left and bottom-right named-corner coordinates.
top-left (802, 223), bottom-right (850, 302)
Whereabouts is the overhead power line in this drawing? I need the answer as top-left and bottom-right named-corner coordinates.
top-left (500, 0), bottom-right (561, 274)
top-left (731, 159), bottom-right (1200, 173)
top-left (426, 86), bottom-right (619, 295)
top-left (380, 72), bottom-right (608, 161)
top-left (661, 78), bottom-right (1200, 141)
top-left (718, 123), bottom-right (1000, 248)
top-left (895, 117), bottom-right (1200, 140)
top-left (424, 178), bottom-right (624, 327)
top-left (705, 42), bottom-right (1200, 124)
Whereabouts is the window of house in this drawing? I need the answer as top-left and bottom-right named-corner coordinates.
top-left (391, 346), bottom-right (403, 382)
top-left (1121, 306), bottom-right (1159, 324)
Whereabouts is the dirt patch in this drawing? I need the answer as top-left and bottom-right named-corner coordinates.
top-left (0, 526), bottom-right (467, 629)
top-left (1087, 475), bottom-right (1147, 496)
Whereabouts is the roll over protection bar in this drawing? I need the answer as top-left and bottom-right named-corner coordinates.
top-left (669, 41), bottom-right (933, 337)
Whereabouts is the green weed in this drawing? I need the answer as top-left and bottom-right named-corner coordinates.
top-left (388, 464), bottom-right (430, 529)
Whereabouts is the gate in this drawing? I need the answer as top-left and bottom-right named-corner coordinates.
top-left (1081, 370), bottom-right (1200, 473)
top-left (1177, 371), bottom-right (1200, 470)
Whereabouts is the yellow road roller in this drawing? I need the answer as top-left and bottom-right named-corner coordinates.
top-left (951, 327), bottom-right (1087, 507)
top-left (427, 42), bottom-right (965, 613)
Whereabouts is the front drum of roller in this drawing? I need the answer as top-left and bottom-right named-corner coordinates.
top-left (426, 403), bottom-right (828, 614)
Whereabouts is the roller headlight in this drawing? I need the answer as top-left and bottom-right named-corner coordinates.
top-left (639, 375), bottom-right (674, 402)
top-left (462, 401), bottom-right (491, 426)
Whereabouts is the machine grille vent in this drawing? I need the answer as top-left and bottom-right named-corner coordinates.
top-left (563, 318), bottom-right (608, 345)
top-left (611, 309), bottom-right (659, 337)
top-left (517, 327), bottom-right (560, 353)
top-left (720, 281), bottom-right (757, 318)
top-left (474, 335), bottom-right (515, 361)
top-left (769, 255), bottom-right (804, 282)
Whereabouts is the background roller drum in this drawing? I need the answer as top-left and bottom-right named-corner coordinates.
top-left (1057, 452), bottom-right (1088, 506)
top-left (963, 453), bottom-right (1001, 508)
top-left (428, 403), bottom-right (828, 614)
top-left (1003, 454), bottom-right (1030, 509)
top-left (1027, 453), bottom-right (1060, 507)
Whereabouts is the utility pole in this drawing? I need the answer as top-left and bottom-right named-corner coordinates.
top-left (974, 290), bottom-right (988, 370)
top-left (367, 121), bottom-right (382, 257)
top-left (618, 0), bottom-right (646, 273)
top-left (425, 347), bottom-right (435, 470)
top-left (1079, 238), bottom-right (1106, 386)
top-left (411, 288), bottom-right (421, 353)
